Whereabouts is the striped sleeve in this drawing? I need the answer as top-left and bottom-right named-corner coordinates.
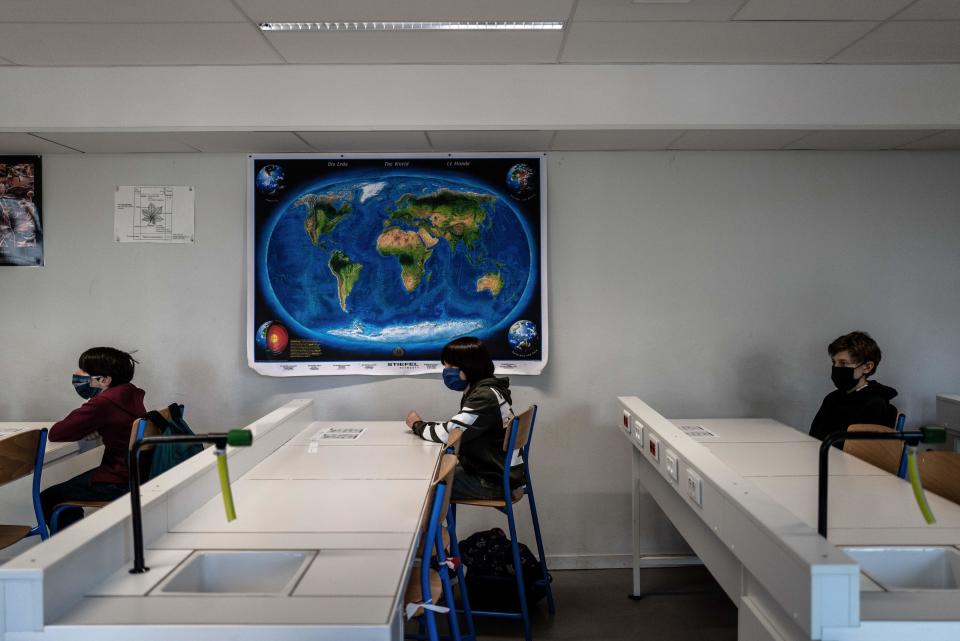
top-left (413, 409), bottom-right (480, 444)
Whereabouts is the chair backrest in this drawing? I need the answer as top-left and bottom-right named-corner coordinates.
top-left (916, 451), bottom-right (960, 505)
top-left (844, 424), bottom-right (903, 475)
top-left (129, 408), bottom-right (170, 450)
top-left (502, 405), bottom-right (537, 453)
top-left (0, 429), bottom-right (45, 486)
top-left (445, 427), bottom-right (463, 454)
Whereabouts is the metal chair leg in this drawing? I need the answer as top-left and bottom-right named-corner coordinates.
top-left (447, 507), bottom-right (476, 640)
top-left (525, 483), bottom-right (555, 615)
top-left (505, 503), bottom-right (532, 641)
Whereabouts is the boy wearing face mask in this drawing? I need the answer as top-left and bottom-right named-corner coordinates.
top-left (405, 336), bottom-right (520, 500)
top-left (40, 347), bottom-right (145, 531)
top-left (809, 331), bottom-right (898, 445)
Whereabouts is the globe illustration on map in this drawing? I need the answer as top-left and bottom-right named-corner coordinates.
top-left (260, 173), bottom-right (536, 350)
top-left (255, 321), bottom-right (289, 355)
top-left (256, 164), bottom-right (285, 196)
top-left (506, 163), bottom-right (536, 200)
top-left (508, 320), bottom-right (538, 355)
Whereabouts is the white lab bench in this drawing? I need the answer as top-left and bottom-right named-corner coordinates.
top-left (620, 396), bottom-right (960, 641)
top-left (0, 423), bottom-right (104, 541)
top-left (0, 400), bottom-right (444, 641)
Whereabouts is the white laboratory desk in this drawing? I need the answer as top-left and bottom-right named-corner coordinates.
top-left (0, 423), bottom-right (103, 538)
top-left (620, 397), bottom-right (960, 641)
top-left (0, 401), bottom-right (445, 641)
top-left (0, 422), bottom-right (93, 467)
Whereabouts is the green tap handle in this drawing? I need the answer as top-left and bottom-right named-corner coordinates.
top-left (921, 426), bottom-right (946, 445)
top-left (227, 429), bottom-right (253, 447)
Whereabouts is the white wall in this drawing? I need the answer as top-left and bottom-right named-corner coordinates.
top-left (2, 151), bottom-right (959, 564)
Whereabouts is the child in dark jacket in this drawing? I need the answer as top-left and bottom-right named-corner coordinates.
top-left (41, 347), bottom-right (145, 531)
top-left (406, 337), bottom-right (521, 500)
top-left (809, 331), bottom-right (898, 445)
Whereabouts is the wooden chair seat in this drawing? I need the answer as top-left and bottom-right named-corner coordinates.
top-left (54, 500), bottom-right (111, 510)
top-left (0, 524), bottom-right (33, 549)
top-left (452, 487), bottom-right (524, 508)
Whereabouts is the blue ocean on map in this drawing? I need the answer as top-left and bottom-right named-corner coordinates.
top-left (260, 173), bottom-right (536, 349)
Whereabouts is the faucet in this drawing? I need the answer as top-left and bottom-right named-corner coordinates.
top-left (818, 426), bottom-right (945, 537)
top-left (128, 429), bottom-right (253, 574)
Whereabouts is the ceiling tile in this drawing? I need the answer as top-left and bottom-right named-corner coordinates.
top-left (296, 131), bottom-right (432, 152)
top-left (427, 131), bottom-right (554, 152)
top-left (668, 130), bottom-right (809, 150)
top-left (897, 131), bottom-right (960, 150)
top-left (0, 0), bottom-right (246, 22)
top-left (551, 130), bottom-right (682, 150)
top-left (235, 0), bottom-right (574, 22)
top-left (172, 132), bottom-right (312, 153)
top-left (894, 0), bottom-right (960, 20)
top-left (36, 133), bottom-right (199, 153)
top-left (830, 21), bottom-right (960, 62)
top-left (574, 0), bottom-right (745, 21)
top-left (0, 23), bottom-right (283, 66)
top-left (734, 0), bottom-right (914, 21)
top-left (785, 130), bottom-right (941, 150)
top-left (561, 21), bottom-right (876, 63)
top-left (266, 30), bottom-right (563, 63)
top-left (0, 133), bottom-right (79, 154)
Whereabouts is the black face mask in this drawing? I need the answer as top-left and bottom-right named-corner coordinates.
top-left (830, 366), bottom-right (859, 392)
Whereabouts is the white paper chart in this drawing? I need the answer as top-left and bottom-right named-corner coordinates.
top-left (677, 424), bottom-right (719, 439)
top-left (307, 427), bottom-right (366, 452)
top-left (115, 185), bottom-right (195, 243)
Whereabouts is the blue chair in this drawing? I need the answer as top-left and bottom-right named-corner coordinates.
top-left (49, 410), bottom-right (166, 534)
top-left (894, 412), bottom-right (910, 478)
top-left (449, 405), bottom-right (554, 641)
top-left (0, 428), bottom-right (49, 547)
top-left (405, 452), bottom-right (471, 641)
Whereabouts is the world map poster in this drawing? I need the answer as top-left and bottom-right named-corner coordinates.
top-left (247, 154), bottom-right (547, 377)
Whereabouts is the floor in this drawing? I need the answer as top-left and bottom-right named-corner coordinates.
top-left (410, 566), bottom-right (739, 641)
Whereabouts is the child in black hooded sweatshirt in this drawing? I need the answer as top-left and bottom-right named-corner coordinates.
top-left (809, 331), bottom-right (898, 445)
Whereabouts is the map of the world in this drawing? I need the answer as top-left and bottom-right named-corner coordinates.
top-left (248, 155), bottom-right (546, 376)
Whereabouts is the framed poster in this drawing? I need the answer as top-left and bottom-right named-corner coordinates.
top-left (248, 153), bottom-right (547, 376)
top-left (0, 156), bottom-right (42, 266)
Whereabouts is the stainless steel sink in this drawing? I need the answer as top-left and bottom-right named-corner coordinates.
top-left (843, 546), bottom-right (960, 591)
top-left (153, 550), bottom-right (315, 596)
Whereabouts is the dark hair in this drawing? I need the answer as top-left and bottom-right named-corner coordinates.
top-left (828, 331), bottom-right (881, 376)
top-left (441, 336), bottom-right (494, 383)
top-left (79, 347), bottom-right (138, 386)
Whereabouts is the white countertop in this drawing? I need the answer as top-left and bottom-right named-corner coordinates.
top-left (45, 415), bottom-right (443, 636)
top-left (0, 421), bottom-right (94, 465)
top-left (678, 417), bottom-right (960, 544)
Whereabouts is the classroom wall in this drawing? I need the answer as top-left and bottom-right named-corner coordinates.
top-left (2, 151), bottom-right (959, 565)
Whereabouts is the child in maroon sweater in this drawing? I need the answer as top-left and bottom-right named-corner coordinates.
top-left (41, 347), bottom-right (145, 531)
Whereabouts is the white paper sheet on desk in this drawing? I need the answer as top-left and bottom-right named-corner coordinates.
top-left (308, 426), bottom-right (366, 448)
top-left (677, 424), bottom-right (718, 439)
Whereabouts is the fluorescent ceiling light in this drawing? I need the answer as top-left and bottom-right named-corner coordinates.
top-left (258, 21), bottom-right (565, 32)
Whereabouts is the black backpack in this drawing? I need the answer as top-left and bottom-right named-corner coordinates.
top-left (458, 527), bottom-right (548, 610)
top-left (140, 404), bottom-right (204, 481)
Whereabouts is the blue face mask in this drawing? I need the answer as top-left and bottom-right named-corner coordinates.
top-left (72, 374), bottom-right (101, 400)
top-left (442, 367), bottom-right (468, 391)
